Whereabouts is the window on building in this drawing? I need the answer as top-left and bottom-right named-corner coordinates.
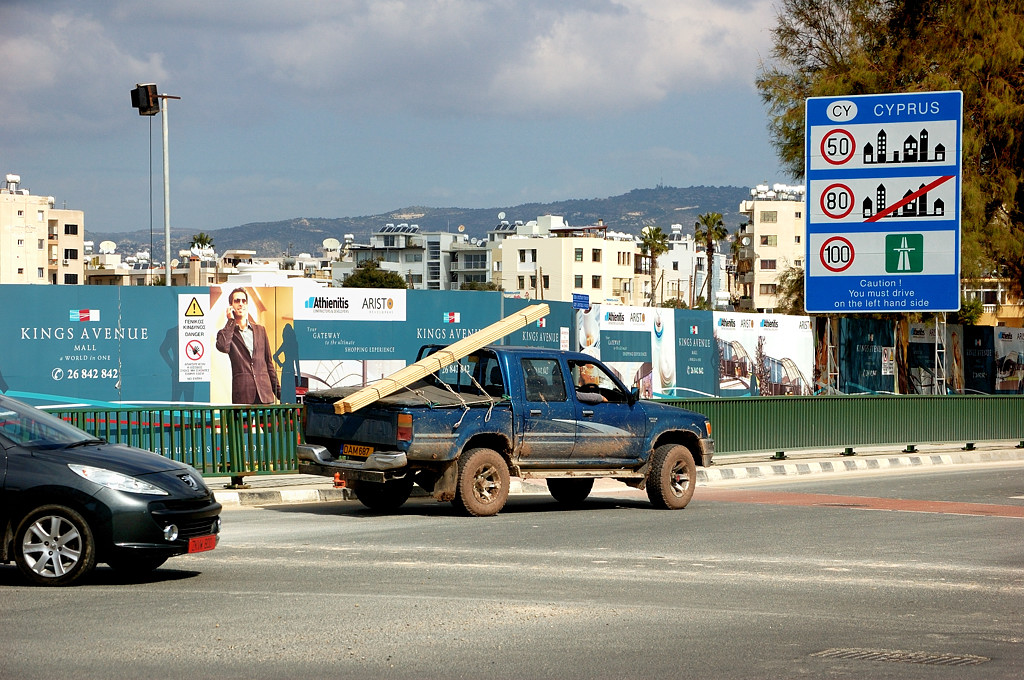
top-left (136, 278), bottom-right (146, 286)
top-left (463, 273), bottom-right (486, 284)
top-left (574, 275), bottom-right (583, 288)
top-left (529, 275), bottom-right (537, 289)
top-left (463, 253), bottom-right (487, 269)
top-left (64, 274), bottom-right (78, 284)
top-left (760, 259), bottom-right (777, 271)
top-left (794, 258), bottom-right (803, 268)
top-left (542, 275), bottom-right (549, 289)
top-left (574, 248), bottom-right (583, 262)
top-left (37, 239), bottom-right (44, 249)
top-left (794, 211), bottom-right (802, 219)
top-left (760, 235), bottom-right (777, 246)
top-left (63, 248), bottom-right (78, 260)
top-left (592, 249), bottom-right (601, 263)
top-left (592, 275), bottom-right (601, 288)
top-left (672, 261), bottom-right (679, 270)
top-left (17, 268), bottom-right (24, 274)
top-left (696, 260), bottom-right (704, 271)
top-left (64, 224), bottom-right (79, 235)
top-left (37, 268), bottom-right (44, 278)
top-left (427, 241), bottom-right (441, 260)
top-left (519, 249), bottom-right (536, 263)
top-left (518, 276), bottom-right (525, 288)
top-left (37, 210), bottom-right (44, 222)
top-left (760, 211), bottom-right (777, 223)
top-left (759, 284), bottom-right (778, 295)
top-left (794, 235), bottom-right (801, 244)
top-left (405, 253), bottom-right (422, 262)
top-left (17, 210), bottom-right (24, 217)
top-left (17, 239), bottom-right (24, 246)
top-left (409, 274), bottom-right (423, 284)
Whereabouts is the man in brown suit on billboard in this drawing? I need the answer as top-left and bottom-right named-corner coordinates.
top-left (216, 287), bottom-right (280, 404)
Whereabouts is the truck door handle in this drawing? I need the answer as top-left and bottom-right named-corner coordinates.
top-left (582, 409), bottom-right (594, 417)
top-left (530, 409), bottom-right (542, 416)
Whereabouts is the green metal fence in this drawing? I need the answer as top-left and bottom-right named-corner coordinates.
top-left (44, 396), bottom-right (1024, 475)
top-left (46, 404), bottom-right (303, 479)
top-left (664, 394), bottom-right (1024, 456)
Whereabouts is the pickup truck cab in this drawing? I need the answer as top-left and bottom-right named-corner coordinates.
top-left (298, 345), bottom-right (713, 516)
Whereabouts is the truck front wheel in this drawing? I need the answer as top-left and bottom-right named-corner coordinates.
top-left (453, 448), bottom-right (510, 517)
top-left (646, 444), bottom-right (696, 509)
top-left (352, 478), bottom-right (414, 511)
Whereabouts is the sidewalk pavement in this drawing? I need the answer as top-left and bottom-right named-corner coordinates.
top-left (211, 440), bottom-right (1024, 508)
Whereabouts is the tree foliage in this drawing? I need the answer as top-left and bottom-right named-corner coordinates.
top-left (189, 232), bottom-right (214, 249)
top-left (757, 0), bottom-right (1024, 294)
top-left (342, 259), bottom-right (408, 288)
top-left (775, 265), bottom-right (806, 315)
top-left (694, 212), bottom-right (729, 308)
top-left (638, 225), bottom-right (670, 306)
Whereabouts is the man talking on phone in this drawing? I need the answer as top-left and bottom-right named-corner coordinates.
top-left (215, 287), bottom-right (280, 404)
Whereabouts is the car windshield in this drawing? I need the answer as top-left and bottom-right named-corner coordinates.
top-left (0, 397), bottom-right (99, 450)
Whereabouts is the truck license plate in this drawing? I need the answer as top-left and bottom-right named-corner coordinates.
top-left (343, 444), bottom-right (373, 457)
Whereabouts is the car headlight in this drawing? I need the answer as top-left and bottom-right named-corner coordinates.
top-left (68, 464), bottom-right (169, 496)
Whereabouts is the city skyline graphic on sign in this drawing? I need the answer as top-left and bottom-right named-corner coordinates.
top-left (862, 128), bottom-right (947, 165)
top-left (862, 180), bottom-right (949, 220)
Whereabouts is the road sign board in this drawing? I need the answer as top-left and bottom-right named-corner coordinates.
top-left (804, 91), bottom-right (962, 313)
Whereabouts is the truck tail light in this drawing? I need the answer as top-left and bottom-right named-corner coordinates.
top-left (397, 413), bottom-right (413, 442)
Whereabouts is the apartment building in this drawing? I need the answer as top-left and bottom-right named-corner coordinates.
top-left (655, 224), bottom-right (730, 308)
top-left (0, 174), bottom-right (84, 285)
top-left (736, 184), bottom-right (806, 312)
top-left (488, 215), bottom-right (648, 305)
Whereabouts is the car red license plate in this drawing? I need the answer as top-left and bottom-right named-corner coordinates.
top-left (343, 444), bottom-right (373, 457)
top-left (188, 535), bottom-right (217, 553)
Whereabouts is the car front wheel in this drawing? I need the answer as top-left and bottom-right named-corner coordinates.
top-left (15, 505), bottom-right (97, 586)
top-left (646, 444), bottom-right (696, 509)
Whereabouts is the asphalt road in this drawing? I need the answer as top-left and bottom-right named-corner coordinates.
top-left (2, 463), bottom-right (1022, 680)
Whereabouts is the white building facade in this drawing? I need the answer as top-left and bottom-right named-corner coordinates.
top-left (736, 184), bottom-right (806, 312)
top-left (0, 174), bottom-right (84, 285)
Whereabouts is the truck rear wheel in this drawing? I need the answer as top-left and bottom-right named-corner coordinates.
top-left (453, 448), bottom-right (509, 517)
top-left (352, 478), bottom-right (414, 511)
top-left (546, 478), bottom-right (594, 507)
top-left (646, 444), bottom-right (696, 509)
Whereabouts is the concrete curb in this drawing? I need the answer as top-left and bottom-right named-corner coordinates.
top-left (213, 447), bottom-right (1024, 508)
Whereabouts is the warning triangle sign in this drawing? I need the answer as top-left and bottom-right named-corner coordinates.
top-left (184, 297), bottom-right (205, 317)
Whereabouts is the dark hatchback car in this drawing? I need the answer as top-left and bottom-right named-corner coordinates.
top-left (0, 395), bottom-right (221, 586)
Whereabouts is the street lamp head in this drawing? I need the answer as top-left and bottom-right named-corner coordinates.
top-left (130, 83), bottom-right (160, 116)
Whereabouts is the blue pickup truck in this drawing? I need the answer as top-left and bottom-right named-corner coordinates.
top-left (297, 345), bottom-right (714, 516)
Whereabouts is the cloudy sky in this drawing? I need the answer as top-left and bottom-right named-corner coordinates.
top-left (0, 0), bottom-right (789, 234)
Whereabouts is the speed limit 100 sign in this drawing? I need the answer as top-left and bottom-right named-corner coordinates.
top-left (819, 236), bottom-right (854, 272)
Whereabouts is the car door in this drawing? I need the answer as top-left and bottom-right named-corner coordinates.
top-left (517, 357), bottom-right (576, 465)
top-left (569, 359), bottom-right (646, 464)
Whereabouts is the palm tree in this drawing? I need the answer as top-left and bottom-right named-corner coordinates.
top-left (694, 212), bottom-right (728, 309)
top-left (638, 225), bottom-right (670, 306)
top-left (190, 232), bottom-right (214, 249)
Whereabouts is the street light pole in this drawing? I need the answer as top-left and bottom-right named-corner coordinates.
top-left (159, 93), bottom-right (181, 287)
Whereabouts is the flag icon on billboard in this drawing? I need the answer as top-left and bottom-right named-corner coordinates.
top-left (537, 318), bottom-right (546, 327)
top-left (689, 325), bottom-right (699, 334)
top-left (443, 312), bottom-right (461, 323)
top-left (70, 309), bottom-right (101, 322)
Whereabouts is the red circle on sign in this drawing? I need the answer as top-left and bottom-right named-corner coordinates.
top-left (820, 183), bottom-right (855, 219)
top-left (819, 236), bottom-right (855, 273)
top-left (186, 339), bottom-right (205, 361)
top-left (820, 128), bottom-right (856, 165)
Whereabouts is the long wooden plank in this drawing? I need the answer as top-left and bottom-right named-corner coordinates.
top-left (334, 303), bottom-right (550, 414)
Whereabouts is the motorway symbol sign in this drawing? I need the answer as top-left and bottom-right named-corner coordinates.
top-left (804, 91), bottom-right (962, 313)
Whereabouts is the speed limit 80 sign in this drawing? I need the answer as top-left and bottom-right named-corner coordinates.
top-left (804, 91), bottom-right (962, 313)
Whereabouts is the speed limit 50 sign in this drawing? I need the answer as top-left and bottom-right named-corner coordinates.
top-left (804, 91), bottom-right (962, 313)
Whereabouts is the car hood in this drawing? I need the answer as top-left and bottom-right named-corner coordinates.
top-left (35, 442), bottom-right (189, 477)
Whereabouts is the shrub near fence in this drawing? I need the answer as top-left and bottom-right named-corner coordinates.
top-left (44, 396), bottom-right (1024, 476)
top-left (46, 404), bottom-right (303, 484)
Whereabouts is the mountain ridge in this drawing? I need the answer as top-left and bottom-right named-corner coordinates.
top-left (90, 185), bottom-right (752, 259)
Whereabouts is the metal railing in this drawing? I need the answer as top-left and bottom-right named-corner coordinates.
top-left (46, 404), bottom-right (302, 480)
top-left (663, 394), bottom-right (1024, 456)
top-left (44, 396), bottom-right (1024, 476)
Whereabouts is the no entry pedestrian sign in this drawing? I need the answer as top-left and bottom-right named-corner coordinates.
top-left (804, 91), bottom-right (962, 313)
